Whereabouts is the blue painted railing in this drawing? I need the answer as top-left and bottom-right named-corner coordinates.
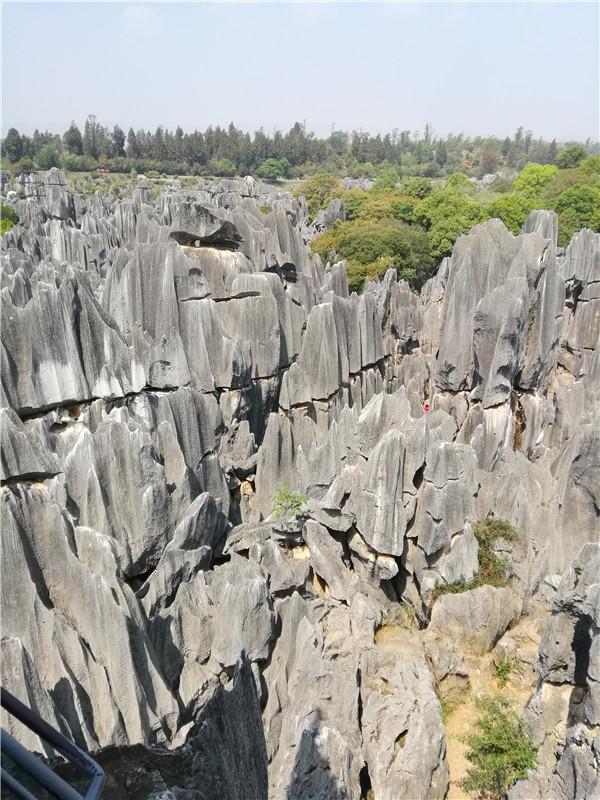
top-left (1, 687), bottom-right (105, 799)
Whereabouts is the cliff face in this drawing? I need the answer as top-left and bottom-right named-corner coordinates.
top-left (1, 169), bottom-right (598, 798)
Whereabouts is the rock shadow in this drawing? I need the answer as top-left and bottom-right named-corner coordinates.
top-left (286, 710), bottom-right (346, 800)
top-left (572, 613), bottom-right (592, 685)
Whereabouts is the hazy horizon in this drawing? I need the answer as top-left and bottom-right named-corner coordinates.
top-left (2, 1), bottom-right (599, 142)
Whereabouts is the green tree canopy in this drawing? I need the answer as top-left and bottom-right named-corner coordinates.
top-left (400, 176), bottom-right (432, 199)
top-left (512, 163), bottom-right (557, 199)
top-left (209, 158), bottom-right (236, 177)
top-left (294, 173), bottom-right (343, 218)
top-left (63, 122), bottom-right (83, 156)
top-left (312, 218), bottom-right (432, 292)
top-left (257, 157), bottom-right (290, 182)
top-left (3, 128), bottom-right (23, 162)
top-left (83, 115), bottom-right (101, 159)
top-left (556, 145), bottom-right (587, 169)
top-left (479, 143), bottom-right (500, 176)
top-left (341, 189), bottom-right (368, 221)
top-left (36, 144), bottom-right (62, 169)
top-left (555, 185), bottom-right (600, 244)
top-left (487, 194), bottom-right (537, 234)
top-left (112, 125), bottom-right (126, 158)
top-left (413, 186), bottom-right (484, 260)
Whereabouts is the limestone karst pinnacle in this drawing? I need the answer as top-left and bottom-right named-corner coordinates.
top-left (1, 168), bottom-right (598, 798)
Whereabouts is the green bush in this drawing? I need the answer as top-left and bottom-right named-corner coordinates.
top-left (487, 194), bottom-right (537, 234)
top-left (413, 187), bottom-right (485, 261)
top-left (257, 158), bottom-right (290, 182)
top-left (512, 163), bottom-right (557, 199)
top-left (372, 166), bottom-right (400, 193)
top-left (346, 255), bottom-right (394, 294)
top-left (63, 153), bottom-right (98, 172)
top-left (494, 659), bottom-right (513, 688)
top-left (345, 261), bottom-right (369, 293)
top-left (400, 176), bottom-right (432, 199)
top-left (311, 218), bottom-right (433, 291)
top-left (294, 173), bottom-right (343, 218)
top-left (209, 158), bottom-right (236, 177)
top-left (556, 145), bottom-right (587, 170)
top-left (0, 203), bottom-right (18, 235)
top-left (461, 695), bottom-right (537, 798)
top-left (12, 158), bottom-right (35, 176)
top-left (430, 578), bottom-right (474, 601)
top-left (272, 487), bottom-right (307, 520)
top-left (1, 204), bottom-right (18, 224)
top-left (259, 204), bottom-right (272, 214)
top-left (554, 184), bottom-right (600, 245)
top-left (446, 171), bottom-right (476, 193)
top-left (431, 517), bottom-right (519, 601)
top-left (473, 517), bottom-right (518, 586)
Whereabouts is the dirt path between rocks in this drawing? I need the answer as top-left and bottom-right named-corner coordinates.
top-left (444, 612), bottom-right (546, 799)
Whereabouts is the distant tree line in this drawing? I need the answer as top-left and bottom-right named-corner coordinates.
top-left (1, 115), bottom-right (597, 179)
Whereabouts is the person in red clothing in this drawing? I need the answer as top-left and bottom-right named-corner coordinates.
top-left (423, 402), bottom-right (430, 413)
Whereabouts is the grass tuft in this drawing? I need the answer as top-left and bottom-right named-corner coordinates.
top-left (431, 517), bottom-right (519, 602)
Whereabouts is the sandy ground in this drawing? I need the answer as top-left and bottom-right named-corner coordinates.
top-left (444, 611), bottom-right (547, 799)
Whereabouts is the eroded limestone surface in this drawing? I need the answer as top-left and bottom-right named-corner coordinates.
top-left (1, 171), bottom-right (598, 798)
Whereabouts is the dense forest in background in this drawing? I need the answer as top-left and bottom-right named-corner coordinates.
top-left (1, 116), bottom-right (598, 179)
top-left (303, 156), bottom-right (600, 291)
top-left (2, 116), bottom-right (599, 295)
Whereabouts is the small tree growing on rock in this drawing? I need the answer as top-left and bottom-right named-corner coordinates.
top-left (462, 695), bottom-right (536, 799)
top-left (272, 487), bottom-right (307, 521)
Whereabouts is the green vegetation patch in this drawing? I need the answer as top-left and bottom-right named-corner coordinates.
top-left (486, 194), bottom-right (538, 234)
top-left (0, 203), bottom-right (18, 235)
top-left (312, 217), bottom-right (432, 293)
top-left (494, 659), bottom-right (513, 688)
top-left (272, 487), bottom-right (307, 521)
top-left (294, 173), bottom-right (344, 219)
top-left (257, 158), bottom-right (290, 182)
top-left (431, 517), bottom-right (519, 601)
top-left (461, 695), bottom-right (537, 799)
top-left (307, 155), bottom-right (600, 293)
top-left (440, 696), bottom-right (459, 724)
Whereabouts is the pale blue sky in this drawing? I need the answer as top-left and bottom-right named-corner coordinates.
top-left (2, 1), bottom-right (598, 141)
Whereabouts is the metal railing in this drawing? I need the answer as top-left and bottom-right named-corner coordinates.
top-left (1, 687), bottom-right (105, 800)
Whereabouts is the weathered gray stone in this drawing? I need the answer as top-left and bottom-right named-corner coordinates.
top-left (361, 629), bottom-right (448, 800)
top-left (434, 220), bottom-right (565, 405)
top-left (2, 170), bottom-right (599, 799)
top-left (302, 520), bottom-right (358, 602)
top-left (512, 545), bottom-right (600, 799)
top-left (0, 408), bottom-right (60, 481)
top-left (522, 209), bottom-right (558, 248)
top-left (1, 484), bottom-right (178, 750)
top-left (429, 585), bottom-right (520, 654)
